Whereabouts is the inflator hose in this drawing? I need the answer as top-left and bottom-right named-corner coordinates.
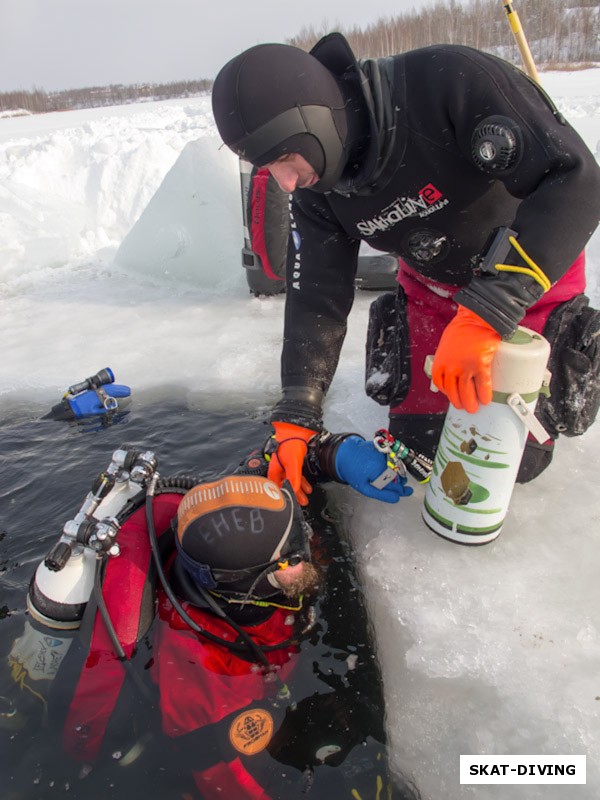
top-left (144, 491), bottom-right (273, 668)
top-left (93, 558), bottom-right (154, 700)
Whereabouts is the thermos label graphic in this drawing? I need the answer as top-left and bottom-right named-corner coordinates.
top-left (423, 327), bottom-right (551, 544)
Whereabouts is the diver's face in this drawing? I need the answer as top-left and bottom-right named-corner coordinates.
top-left (274, 560), bottom-right (320, 599)
top-left (266, 153), bottom-right (319, 192)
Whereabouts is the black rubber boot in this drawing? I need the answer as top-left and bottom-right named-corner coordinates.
top-left (516, 437), bottom-right (556, 484)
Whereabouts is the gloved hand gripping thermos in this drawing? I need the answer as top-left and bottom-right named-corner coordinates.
top-left (432, 306), bottom-right (502, 413)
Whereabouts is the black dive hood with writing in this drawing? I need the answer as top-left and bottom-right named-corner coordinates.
top-left (212, 33), bottom-right (382, 193)
top-left (175, 475), bottom-right (312, 602)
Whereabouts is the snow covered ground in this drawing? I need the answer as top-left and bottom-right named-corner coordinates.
top-left (1, 69), bottom-right (599, 798)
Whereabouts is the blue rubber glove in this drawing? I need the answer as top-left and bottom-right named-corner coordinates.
top-left (334, 436), bottom-right (414, 504)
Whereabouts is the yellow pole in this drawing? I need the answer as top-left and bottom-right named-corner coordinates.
top-left (500, 0), bottom-right (541, 84)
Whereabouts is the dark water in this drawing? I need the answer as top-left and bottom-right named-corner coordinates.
top-left (0, 395), bottom-right (417, 799)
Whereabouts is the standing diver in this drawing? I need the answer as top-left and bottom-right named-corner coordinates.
top-left (211, 32), bottom-right (600, 501)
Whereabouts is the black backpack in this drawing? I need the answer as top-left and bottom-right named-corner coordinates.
top-left (537, 294), bottom-right (600, 437)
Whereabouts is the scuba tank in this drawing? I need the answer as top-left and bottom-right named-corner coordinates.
top-left (28, 446), bottom-right (158, 629)
top-left (422, 326), bottom-right (551, 545)
top-left (2, 447), bottom-right (158, 735)
top-left (2, 618), bottom-right (77, 734)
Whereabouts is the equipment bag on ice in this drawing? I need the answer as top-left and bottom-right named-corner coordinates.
top-left (537, 294), bottom-right (600, 437)
top-left (365, 288), bottom-right (411, 407)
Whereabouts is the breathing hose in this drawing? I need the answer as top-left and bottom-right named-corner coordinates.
top-left (92, 557), bottom-right (154, 700)
top-left (145, 478), bottom-right (274, 668)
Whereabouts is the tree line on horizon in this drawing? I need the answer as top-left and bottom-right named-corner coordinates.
top-left (0, 78), bottom-right (212, 116)
top-left (1, 0), bottom-right (598, 116)
top-left (289, 0), bottom-right (599, 66)
top-left (289, 0), bottom-right (600, 64)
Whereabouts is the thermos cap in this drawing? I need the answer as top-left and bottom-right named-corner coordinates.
top-left (491, 326), bottom-right (551, 398)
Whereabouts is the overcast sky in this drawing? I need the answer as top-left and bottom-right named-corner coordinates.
top-left (0, 0), bottom-right (439, 93)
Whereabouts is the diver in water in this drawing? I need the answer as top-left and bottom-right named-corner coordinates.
top-left (2, 437), bottom-right (417, 800)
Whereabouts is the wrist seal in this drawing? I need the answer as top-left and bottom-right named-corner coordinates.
top-left (306, 432), bottom-right (357, 482)
top-left (270, 386), bottom-right (325, 431)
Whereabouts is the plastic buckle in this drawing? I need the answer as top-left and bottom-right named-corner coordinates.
top-left (478, 226), bottom-right (518, 275)
top-left (507, 394), bottom-right (549, 443)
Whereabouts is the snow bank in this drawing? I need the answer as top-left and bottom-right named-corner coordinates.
top-left (0, 98), bottom-right (216, 283)
top-left (114, 137), bottom-right (241, 290)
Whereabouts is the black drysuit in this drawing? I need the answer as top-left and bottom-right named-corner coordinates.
top-left (272, 42), bottom-right (600, 445)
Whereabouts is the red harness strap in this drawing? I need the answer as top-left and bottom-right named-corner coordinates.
top-left (62, 495), bottom-right (181, 763)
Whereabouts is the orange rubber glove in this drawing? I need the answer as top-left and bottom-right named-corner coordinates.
top-left (267, 421), bottom-right (317, 506)
top-left (432, 305), bottom-right (502, 414)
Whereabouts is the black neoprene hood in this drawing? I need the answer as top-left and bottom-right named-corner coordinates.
top-left (211, 41), bottom-right (351, 191)
top-left (176, 476), bottom-right (311, 599)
